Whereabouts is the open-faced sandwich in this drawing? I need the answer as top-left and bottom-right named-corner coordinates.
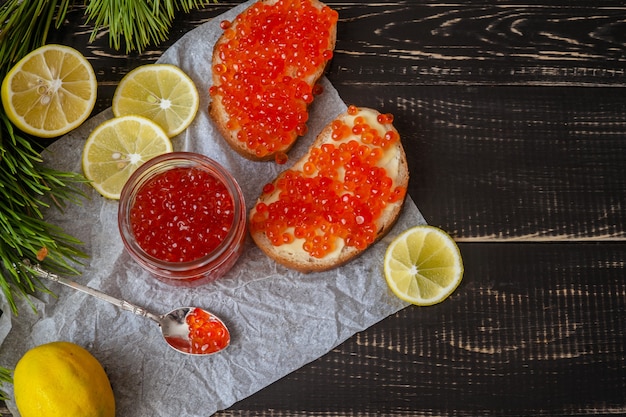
top-left (209, 0), bottom-right (339, 162)
top-left (249, 106), bottom-right (409, 272)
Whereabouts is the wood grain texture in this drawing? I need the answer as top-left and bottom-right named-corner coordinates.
top-left (331, 2), bottom-right (626, 87)
top-left (214, 244), bottom-right (626, 416)
top-left (332, 85), bottom-right (626, 241)
top-left (46, 1), bottom-right (626, 91)
top-left (1, 0), bottom-right (625, 415)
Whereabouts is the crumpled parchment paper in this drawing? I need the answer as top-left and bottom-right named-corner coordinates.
top-left (0, 1), bottom-right (425, 415)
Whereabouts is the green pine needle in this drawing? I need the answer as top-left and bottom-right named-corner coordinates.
top-left (0, 366), bottom-right (10, 402)
top-left (85, 0), bottom-right (215, 53)
top-left (0, 112), bottom-right (89, 315)
top-left (0, 0), bottom-right (71, 67)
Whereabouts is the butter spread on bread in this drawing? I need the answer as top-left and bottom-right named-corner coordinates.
top-left (250, 106), bottom-right (409, 273)
top-left (209, 0), bottom-right (338, 162)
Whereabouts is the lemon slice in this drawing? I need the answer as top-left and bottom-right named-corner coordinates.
top-left (384, 225), bottom-right (464, 306)
top-left (1, 44), bottom-right (97, 138)
top-left (112, 64), bottom-right (199, 137)
top-left (82, 115), bottom-right (173, 199)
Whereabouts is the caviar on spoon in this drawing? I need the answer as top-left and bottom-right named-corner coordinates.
top-left (25, 261), bottom-right (230, 355)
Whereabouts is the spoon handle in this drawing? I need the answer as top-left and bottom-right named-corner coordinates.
top-left (26, 261), bottom-right (162, 324)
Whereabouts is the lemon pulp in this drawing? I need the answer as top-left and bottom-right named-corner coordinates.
top-left (112, 64), bottom-right (199, 137)
top-left (1, 44), bottom-right (97, 138)
top-left (384, 225), bottom-right (464, 306)
top-left (82, 115), bottom-right (173, 199)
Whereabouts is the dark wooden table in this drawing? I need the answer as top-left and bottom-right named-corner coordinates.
top-left (2, 0), bottom-right (625, 415)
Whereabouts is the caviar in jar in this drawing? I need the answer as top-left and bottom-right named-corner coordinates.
top-left (119, 152), bottom-right (246, 285)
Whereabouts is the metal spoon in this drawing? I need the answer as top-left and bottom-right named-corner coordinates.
top-left (25, 261), bottom-right (230, 356)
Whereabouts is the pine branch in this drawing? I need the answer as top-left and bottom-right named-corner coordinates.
top-left (1, 113), bottom-right (89, 314)
top-left (0, 0), bottom-right (72, 67)
top-left (85, 0), bottom-right (215, 53)
top-left (0, 366), bottom-right (10, 402)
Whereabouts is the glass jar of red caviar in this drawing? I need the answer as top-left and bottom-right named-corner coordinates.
top-left (118, 152), bottom-right (246, 286)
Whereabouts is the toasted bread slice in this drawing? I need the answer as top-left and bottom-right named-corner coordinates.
top-left (208, 0), bottom-right (338, 162)
top-left (249, 106), bottom-right (409, 273)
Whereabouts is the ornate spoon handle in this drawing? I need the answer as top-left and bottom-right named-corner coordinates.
top-left (25, 260), bottom-right (161, 324)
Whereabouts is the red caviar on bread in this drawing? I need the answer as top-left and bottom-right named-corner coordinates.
top-left (208, 0), bottom-right (338, 162)
top-left (249, 106), bottom-right (409, 273)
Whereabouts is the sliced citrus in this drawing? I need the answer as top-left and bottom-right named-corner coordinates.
top-left (384, 225), bottom-right (464, 306)
top-left (82, 115), bottom-right (173, 199)
top-left (1, 44), bottom-right (97, 138)
top-left (112, 64), bottom-right (199, 137)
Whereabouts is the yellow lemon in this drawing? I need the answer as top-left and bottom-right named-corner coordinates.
top-left (1, 44), bottom-right (97, 138)
top-left (112, 64), bottom-right (199, 137)
top-left (82, 115), bottom-right (173, 199)
top-left (13, 341), bottom-right (115, 417)
top-left (384, 225), bottom-right (464, 306)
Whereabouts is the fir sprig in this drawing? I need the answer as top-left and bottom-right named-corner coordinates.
top-left (0, 113), bottom-right (90, 314)
top-left (0, 0), bottom-right (72, 67)
top-left (0, 366), bottom-right (10, 402)
top-left (85, 0), bottom-right (214, 53)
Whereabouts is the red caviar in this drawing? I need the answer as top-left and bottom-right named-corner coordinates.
top-left (119, 153), bottom-right (247, 285)
top-left (250, 110), bottom-right (407, 258)
top-left (186, 307), bottom-right (230, 354)
top-left (130, 167), bottom-right (235, 263)
top-left (275, 151), bottom-right (289, 165)
top-left (211, 0), bottom-right (338, 158)
top-left (36, 246), bottom-right (48, 262)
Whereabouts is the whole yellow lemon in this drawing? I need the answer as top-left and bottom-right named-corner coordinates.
top-left (13, 341), bottom-right (115, 417)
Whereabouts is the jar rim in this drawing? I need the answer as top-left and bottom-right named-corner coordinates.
top-left (118, 152), bottom-right (247, 276)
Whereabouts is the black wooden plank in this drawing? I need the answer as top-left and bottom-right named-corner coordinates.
top-left (46, 0), bottom-right (626, 115)
top-left (325, 84), bottom-right (626, 240)
top-left (330, 2), bottom-right (626, 86)
top-left (215, 242), bottom-right (626, 416)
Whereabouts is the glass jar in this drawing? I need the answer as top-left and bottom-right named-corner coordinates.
top-left (118, 152), bottom-right (246, 286)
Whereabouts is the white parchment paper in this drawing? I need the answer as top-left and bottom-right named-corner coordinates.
top-left (0, 1), bottom-right (425, 415)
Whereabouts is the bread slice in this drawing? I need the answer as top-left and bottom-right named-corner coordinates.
top-left (249, 106), bottom-right (409, 273)
top-left (209, 0), bottom-right (338, 162)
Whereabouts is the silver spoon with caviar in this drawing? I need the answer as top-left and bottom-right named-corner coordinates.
top-left (25, 261), bottom-right (230, 355)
